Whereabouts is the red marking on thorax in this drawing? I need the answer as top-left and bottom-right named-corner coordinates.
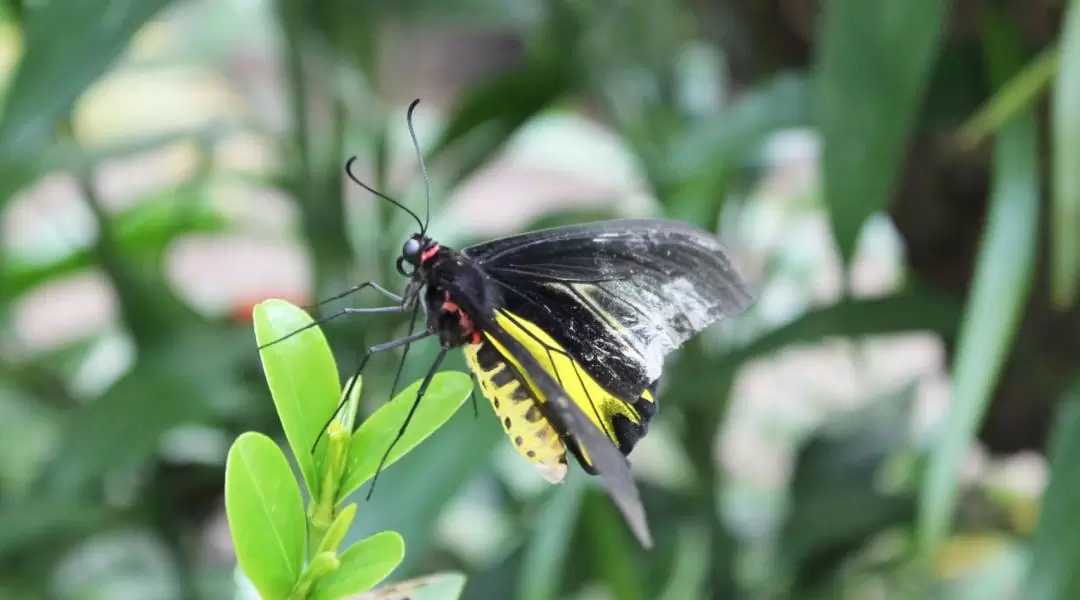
top-left (420, 244), bottom-right (440, 265)
top-left (441, 291), bottom-right (478, 343)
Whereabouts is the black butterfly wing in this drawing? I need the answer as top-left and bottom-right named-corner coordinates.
top-left (463, 218), bottom-right (753, 423)
top-left (475, 311), bottom-right (654, 549)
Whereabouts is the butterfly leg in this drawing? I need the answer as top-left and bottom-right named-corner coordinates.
top-left (366, 346), bottom-right (450, 500)
top-left (311, 329), bottom-right (433, 451)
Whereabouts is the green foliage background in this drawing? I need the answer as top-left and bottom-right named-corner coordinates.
top-left (1, 0), bottom-right (1079, 598)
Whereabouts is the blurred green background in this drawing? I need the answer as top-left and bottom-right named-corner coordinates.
top-left (2, 0), bottom-right (1080, 598)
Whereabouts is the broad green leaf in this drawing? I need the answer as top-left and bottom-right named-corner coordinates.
top-left (224, 432), bottom-right (306, 600)
top-left (253, 299), bottom-right (341, 500)
top-left (311, 531), bottom-right (405, 600)
top-left (1053, 1), bottom-right (1080, 307)
top-left (815, 0), bottom-right (947, 262)
top-left (517, 475), bottom-right (586, 600)
top-left (0, 0), bottom-right (179, 201)
top-left (919, 13), bottom-right (1040, 554)
top-left (356, 572), bottom-right (467, 600)
top-left (337, 371), bottom-right (472, 503)
top-left (1023, 392), bottom-right (1080, 600)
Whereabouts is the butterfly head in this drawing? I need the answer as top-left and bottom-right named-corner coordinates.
top-left (397, 233), bottom-right (439, 276)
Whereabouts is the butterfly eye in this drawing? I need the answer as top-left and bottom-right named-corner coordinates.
top-left (402, 237), bottom-right (422, 264)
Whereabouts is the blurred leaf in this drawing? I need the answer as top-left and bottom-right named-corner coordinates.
top-left (0, 0), bottom-right (179, 200)
top-left (708, 286), bottom-right (961, 383)
top-left (343, 407), bottom-right (503, 575)
top-left (337, 371), bottom-right (471, 503)
top-left (2, 187), bottom-right (230, 303)
top-left (311, 531), bottom-right (405, 600)
top-left (224, 432), bottom-right (307, 600)
top-left (517, 475), bottom-right (586, 600)
top-left (919, 13), bottom-right (1040, 554)
top-left (815, 0), bottom-right (947, 263)
top-left (357, 572), bottom-right (467, 600)
top-left (40, 334), bottom-right (234, 493)
top-left (1023, 392), bottom-right (1080, 600)
top-left (0, 499), bottom-right (106, 560)
top-left (781, 381), bottom-right (918, 592)
top-left (1053, 1), bottom-right (1080, 308)
top-left (957, 47), bottom-right (1059, 148)
top-left (655, 526), bottom-right (710, 600)
top-left (428, 51), bottom-right (574, 189)
top-left (254, 299), bottom-right (341, 500)
top-left (665, 73), bottom-right (812, 226)
top-left (51, 528), bottom-right (182, 600)
top-left (584, 490), bottom-right (644, 600)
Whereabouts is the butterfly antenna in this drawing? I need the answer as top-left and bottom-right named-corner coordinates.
top-left (344, 156), bottom-right (424, 233)
top-left (405, 99), bottom-right (432, 236)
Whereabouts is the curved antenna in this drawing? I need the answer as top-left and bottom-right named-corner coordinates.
top-left (344, 156), bottom-right (425, 234)
top-left (405, 99), bottom-right (432, 236)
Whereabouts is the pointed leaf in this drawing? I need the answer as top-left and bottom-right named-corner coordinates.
top-left (310, 531), bottom-right (405, 600)
top-left (1053, 0), bottom-right (1080, 307)
top-left (1023, 391), bottom-right (1080, 600)
top-left (224, 432), bottom-right (307, 600)
top-left (337, 372), bottom-right (472, 503)
top-left (253, 299), bottom-right (341, 500)
top-left (816, 0), bottom-right (947, 262)
top-left (919, 13), bottom-right (1040, 553)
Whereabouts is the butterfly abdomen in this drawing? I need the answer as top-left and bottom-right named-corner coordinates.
top-left (463, 341), bottom-right (569, 483)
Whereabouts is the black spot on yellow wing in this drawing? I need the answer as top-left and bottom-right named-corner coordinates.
top-left (463, 340), bottom-right (569, 483)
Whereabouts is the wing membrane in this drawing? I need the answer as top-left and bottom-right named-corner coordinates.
top-left (476, 312), bottom-right (654, 549)
top-left (464, 219), bottom-right (754, 401)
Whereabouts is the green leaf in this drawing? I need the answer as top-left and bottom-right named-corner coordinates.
top-left (224, 432), bottom-right (307, 600)
top-left (781, 382), bottom-right (918, 592)
top-left (957, 47), bottom-right (1059, 148)
top-left (0, 0), bottom-right (180, 201)
top-left (1022, 391), bottom-right (1080, 600)
top-left (428, 51), bottom-right (574, 189)
top-left (517, 475), bottom-right (586, 600)
top-left (815, 0), bottom-right (947, 263)
top-left (699, 286), bottom-right (961, 391)
top-left (355, 572), bottom-right (467, 600)
top-left (337, 371), bottom-right (472, 503)
top-left (253, 299), bottom-right (341, 500)
top-left (656, 526), bottom-right (711, 600)
top-left (342, 405), bottom-right (503, 574)
top-left (1052, 0), bottom-right (1080, 307)
top-left (584, 490), bottom-right (645, 600)
top-left (311, 531), bottom-right (405, 600)
top-left (918, 12), bottom-right (1040, 554)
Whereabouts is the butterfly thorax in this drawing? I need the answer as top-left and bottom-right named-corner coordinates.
top-left (412, 241), bottom-right (570, 481)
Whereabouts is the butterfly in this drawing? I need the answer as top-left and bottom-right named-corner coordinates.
top-left (273, 100), bottom-right (754, 548)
